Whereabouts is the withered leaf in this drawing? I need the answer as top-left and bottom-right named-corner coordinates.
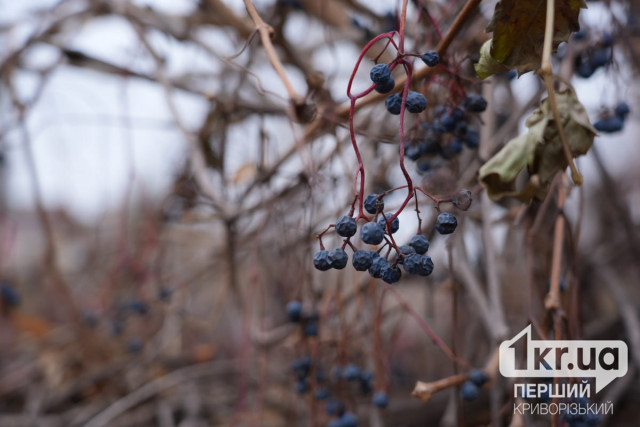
top-left (479, 90), bottom-right (596, 202)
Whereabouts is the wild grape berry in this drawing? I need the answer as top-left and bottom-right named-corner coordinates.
top-left (315, 387), bottom-right (330, 400)
top-left (326, 399), bottom-right (346, 416)
top-left (469, 369), bottom-right (488, 387)
top-left (398, 245), bottom-right (415, 256)
top-left (416, 159), bottom-right (431, 174)
top-left (385, 93), bottom-right (402, 115)
top-left (344, 364), bottom-right (361, 381)
top-left (382, 266), bottom-right (401, 284)
top-left (405, 143), bottom-right (422, 161)
top-left (421, 139), bottom-right (441, 155)
top-left (465, 94), bottom-right (488, 113)
top-left (440, 139), bottom-right (463, 159)
top-left (335, 216), bottom-right (357, 237)
top-left (615, 102), bottom-right (630, 119)
top-left (590, 49), bottom-right (609, 68)
top-left (421, 50), bottom-right (439, 67)
top-left (461, 381), bottom-right (480, 401)
top-left (0, 281), bottom-right (20, 307)
top-left (328, 248), bottom-right (348, 268)
top-left (368, 257), bottom-right (389, 278)
top-left (292, 356), bottom-right (312, 378)
top-left (402, 254), bottom-right (420, 275)
top-left (296, 379), bottom-right (309, 394)
top-left (452, 189), bottom-right (473, 211)
top-left (409, 235), bottom-right (430, 254)
top-left (352, 249), bottom-right (375, 271)
top-left (406, 91), bottom-right (427, 114)
top-left (375, 76), bottom-right (395, 94)
top-left (378, 213), bottom-right (399, 234)
top-left (313, 250), bottom-right (332, 271)
top-left (286, 300), bottom-right (303, 322)
top-left (416, 255), bottom-right (434, 276)
top-left (435, 212), bottom-right (457, 234)
top-left (361, 222), bottom-right (385, 245)
top-left (463, 128), bottom-right (479, 148)
top-left (340, 412), bottom-right (358, 427)
top-left (594, 116), bottom-right (624, 133)
top-left (370, 64), bottom-right (391, 84)
top-left (373, 391), bottom-right (389, 408)
top-left (364, 193), bottom-right (384, 214)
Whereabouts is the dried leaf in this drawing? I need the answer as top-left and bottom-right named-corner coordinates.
top-left (477, 0), bottom-right (586, 78)
top-left (479, 90), bottom-right (596, 201)
top-left (474, 39), bottom-right (510, 80)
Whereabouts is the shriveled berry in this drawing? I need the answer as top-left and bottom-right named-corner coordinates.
top-left (286, 300), bottom-right (303, 322)
top-left (385, 93), bottom-right (402, 115)
top-left (435, 212), bottom-right (457, 234)
top-left (352, 250), bottom-right (375, 271)
top-left (373, 391), bottom-right (389, 408)
top-left (406, 91), bottom-right (427, 113)
top-left (313, 250), bottom-right (332, 271)
top-left (335, 216), bottom-right (357, 237)
top-left (370, 64), bottom-right (391, 84)
top-left (405, 143), bottom-right (422, 161)
top-left (465, 94), bottom-right (488, 112)
top-left (452, 189), bottom-right (473, 211)
top-left (364, 193), bottom-right (384, 214)
top-left (403, 253), bottom-right (421, 275)
top-left (421, 50), bottom-right (439, 67)
top-left (409, 235), bottom-right (430, 254)
top-left (417, 255), bottom-right (434, 276)
top-left (469, 369), bottom-right (488, 387)
top-left (382, 266), bottom-right (401, 284)
top-left (374, 76), bottom-right (395, 94)
top-left (378, 213), bottom-right (399, 234)
top-left (329, 249), bottom-right (348, 269)
top-left (461, 381), bottom-right (480, 401)
top-left (368, 257), bottom-right (389, 278)
top-left (361, 222), bottom-right (385, 245)
top-left (399, 245), bottom-right (415, 256)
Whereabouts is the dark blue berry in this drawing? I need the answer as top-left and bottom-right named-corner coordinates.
top-left (441, 139), bottom-right (463, 159)
top-left (469, 369), bottom-right (488, 387)
top-left (409, 235), bottom-right (430, 254)
top-left (406, 91), bottom-right (427, 114)
top-left (594, 116), bottom-right (624, 133)
top-left (335, 216), bottom-right (357, 237)
top-left (314, 250), bottom-right (332, 271)
top-left (615, 102), bottom-right (630, 119)
top-left (304, 321), bottom-right (318, 336)
top-left (602, 32), bottom-right (613, 48)
top-left (421, 50), bottom-right (439, 67)
top-left (381, 266), bottom-right (401, 284)
top-left (370, 64), bottom-right (391, 84)
top-left (364, 193), bottom-right (383, 214)
top-left (368, 257), bottom-right (389, 278)
top-left (440, 114), bottom-right (457, 132)
top-left (315, 387), bottom-right (330, 400)
top-left (435, 212), bottom-right (457, 234)
top-left (572, 29), bottom-right (586, 40)
top-left (339, 412), bottom-right (358, 427)
top-left (590, 49), bottom-right (609, 68)
top-left (296, 379), bottom-right (309, 394)
top-left (378, 213), bottom-right (399, 234)
top-left (373, 391), bottom-right (389, 408)
top-left (575, 61), bottom-right (595, 78)
top-left (361, 222), bottom-right (385, 245)
top-left (385, 94), bottom-right (402, 115)
top-left (286, 300), bottom-right (303, 322)
top-left (416, 159), bottom-right (431, 174)
top-left (421, 139), bottom-right (441, 155)
top-left (352, 250), bottom-right (375, 271)
top-left (1, 281), bottom-right (20, 307)
top-left (403, 253), bottom-right (422, 275)
top-left (292, 356), bottom-right (312, 378)
top-left (329, 248), bottom-right (349, 269)
top-left (463, 128), bottom-right (480, 148)
top-left (405, 143), bottom-right (422, 161)
top-left (461, 381), bottom-right (479, 401)
top-left (451, 107), bottom-right (465, 121)
top-left (375, 76), bottom-right (395, 94)
top-left (398, 245), bottom-right (415, 257)
top-left (465, 94), bottom-right (488, 113)
top-left (344, 364), bottom-right (361, 381)
top-left (417, 255), bottom-right (434, 276)
top-left (360, 377), bottom-right (373, 395)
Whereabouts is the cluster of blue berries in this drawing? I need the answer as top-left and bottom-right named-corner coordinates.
top-left (574, 31), bottom-right (614, 79)
top-left (593, 102), bottom-right (630, 134)
top-left (461, 369), bottom-right (488, 401)
top-left (314, 193), bottom-right (460, 284)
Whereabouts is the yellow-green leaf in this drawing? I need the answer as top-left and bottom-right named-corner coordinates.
top-left (474, 39), bottom-right (510, 80)
top-left (479, 90), bottom-right (596, 202)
